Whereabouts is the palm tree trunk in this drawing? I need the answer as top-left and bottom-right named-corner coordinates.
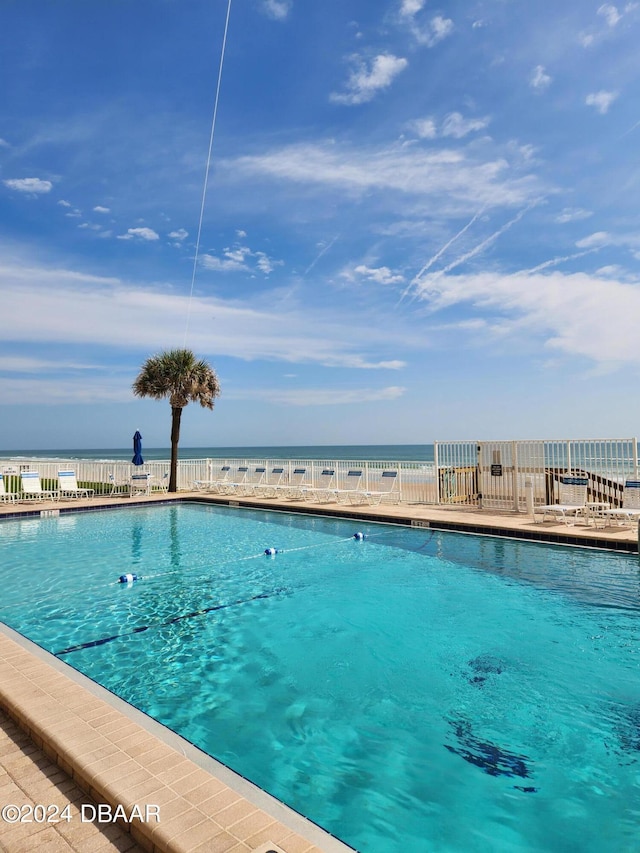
top-left (169, 406), bottom-right (182, 492)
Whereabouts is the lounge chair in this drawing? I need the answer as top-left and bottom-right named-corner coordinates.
top-left (19, 471), bottom-right (58, 502)
top-left (130, 473), bottom-right (152, 496)
top-left (534, 475), bottom-right (588, 524)
top-left (274, 467), bottom-right (310, 500)
top-left (359, 470), bottom-right (400, 505)
top-left (596, 480), bottom-right (640, 527)
top-left (0, 473), bottom-right (16, 503)
top-left (194, 464), bottom-right (232, 493)
top-left (224, 466), bottom-right (250, 495)
top-left (255, 467), bottom-right (286, 498)
top-left (335, 470), bottom-right (365, 504)
top-left (58, 470), bottom-right (95, 500)
top-left (302, 468), bottom-right (337, 503)
top-left (239, 466), bottom-right (267, 496)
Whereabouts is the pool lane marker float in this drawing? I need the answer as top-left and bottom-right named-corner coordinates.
top-left (264, 547), bottom-right (279, 556)
top-left (118, 573), bottom-right (140, 584)
top-left (54, 587), bottom-right (288, 657)
top-left (353, 531), bottom-right (366, 540)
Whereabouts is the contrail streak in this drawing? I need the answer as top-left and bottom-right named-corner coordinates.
top-left (400, 206), bottom-right (486, 301)
top-left (304, 234), bottom-right (340, 276)
top-left (516, 247), bottom-right (599, 275)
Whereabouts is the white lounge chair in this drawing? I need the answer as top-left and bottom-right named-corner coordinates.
top-left (302, 468), bottom-right (337, 503)
top-left (360, 470), bottom-right (400, 506)
top-left (335, 470), bottom-right (365, 504)
top-left (130, 472), bottom-right (152, 496)
top-left (223, 466), bottom-right (250, 495)
top-left (255, 467), bottom-right (286, 498)
top-left (534, 475), bottom-right (588, 524)
top-left (275, 467), bottom-right (310, 500)
top-left (19, 471), bottom-right (58, 502)
top-left (58, 470), bottom-right (95, 500)
top-left (194, 464), bottom-right (232, 493)
top-left (239, 466), bottom-right (267, 496)
top-left (596, 480), bottom-right (640, 527)
top-left (0, 473), bottom-right (16, 503)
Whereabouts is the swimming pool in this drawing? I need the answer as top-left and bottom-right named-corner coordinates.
top-left (1, 503), bottom-right (639, 852)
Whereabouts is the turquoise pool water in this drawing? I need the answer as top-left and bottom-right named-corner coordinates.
top-left (1, 504), bottom-right (639, 853)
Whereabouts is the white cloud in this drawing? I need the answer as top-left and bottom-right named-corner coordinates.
top-left (414, 268), bottom-right (640, 365)
top-left (555, 208), bottom-right (593, 224)
top-left (597, 3), bottom-right (622, 26)
top-left (202, 244), bottom-right (279, 274)
top-left (399, 0), bottom-right (426, 17)
top-left (330, 53), bottom-right (408, 105)
top-left (441, 112), bottom-right (490, 138)
top-left (411, 15), bottom-right (454, 47)
top-left (117, 227), bottom-right (160, 241)
top-left (0, 138), bottom-right (10, 148)
top-left (530, 65), bottom-right (552, 90)
top-left (262, 0), bottom-right (291, 20)
top-left (352, 264), bottom-right (405, 285)
top-left (585, 90), bottom-right (618, 113)
top-left (229, 141), bottom-right (541, 213)
top-left (0, 255), bottom-right (409, 377)
top-left (232, 386), bottom-right (407, 406)
top-left (93, 205), bottom-right (110, 213)
top-left (410, 118), bottom-right (438, 139)
top-left (57, 199), bottom-right (72, 208)
top-left (168, 228), bottom-right (188, 240)
top-left (3, 177), bottom-right (52, 194)
top-left (201, 252), bottom-right (248, 272)
top-left (575, 231), bottom-right (611, 248)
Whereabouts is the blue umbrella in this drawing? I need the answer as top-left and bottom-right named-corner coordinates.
top-left (132, 430), bottom-right (144, 466)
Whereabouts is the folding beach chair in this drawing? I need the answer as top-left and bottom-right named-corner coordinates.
top-left (239, 466), bottom-right (267, 496)
top-left (223, 466), bottom-right (250, 495)
top-left (300, 468), bottom-right (337, 503)
top-left (130, 473), bottom-right (152, 496)
top-left (255, 467), bottom-right (286, 498)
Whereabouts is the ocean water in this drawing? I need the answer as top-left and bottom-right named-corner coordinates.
top-left (1, 503), bottom-right (639, 853)
top-left (0, 444), bottom-right (435, 463)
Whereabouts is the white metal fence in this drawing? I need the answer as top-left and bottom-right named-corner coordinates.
top-left (2, 439), bottom-right (637, 511)
top-left (434, 438), bottom-right (639, 511)
top-left (0, 456), bottom-right (438, 504)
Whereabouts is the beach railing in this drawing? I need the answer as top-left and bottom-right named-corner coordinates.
top-left (434, 438), bottom-right (638, 511)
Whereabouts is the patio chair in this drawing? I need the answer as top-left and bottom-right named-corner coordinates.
top-left (19, 471), bottom-right (58, 502)
top-left (239, 466), bottom-right (267, 496)
top-left (335, 470), bottom-right (366, 504)
top-left (275, 467), bottom-right (310, 500)
top-left (255, 467), bottom-right (286, 498)
top-left (596, 480), bottom-right (640, 527)
top-left (194, 464), bottom-right (232, 493)
top-left (0, 473), bottom-right (16, 503)
top-left (223, 466), bottom-right (250, 495)
top-left (302, 468), bottom-right (337, 503)
top-left (534, 475), bottom-right (588, 524)
top-left (359, 470), bottom-right (400, 506)
top-left (108, 472), bottom-right (131, 496)
top-left (130, 472), bottom-right (152, 496)
top-left (58, 470), bottom-right (95, 500)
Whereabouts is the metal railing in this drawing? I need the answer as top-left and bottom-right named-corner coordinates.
top-left (2, 438), bottom-right (637, 512)
top-left (434, 438), bottom-right (638, 511)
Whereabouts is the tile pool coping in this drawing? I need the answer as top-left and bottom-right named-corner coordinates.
top-left (0, 623), bottom-right (356, 853)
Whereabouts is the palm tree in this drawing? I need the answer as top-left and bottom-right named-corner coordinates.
top-left (132, 349), bottom-right (221, 492)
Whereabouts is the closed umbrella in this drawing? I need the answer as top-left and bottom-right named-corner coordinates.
top-left (132, 430), bottom-right (144, 466)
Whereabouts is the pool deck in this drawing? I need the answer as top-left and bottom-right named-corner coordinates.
top-left (1, 491), bottom-right (638, 853)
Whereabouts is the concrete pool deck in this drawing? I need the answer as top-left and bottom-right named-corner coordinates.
top-left (1, 492), bottom-right (637, 852)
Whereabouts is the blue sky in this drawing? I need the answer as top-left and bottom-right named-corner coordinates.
top-left (2, 0), bottom-right (640, 449)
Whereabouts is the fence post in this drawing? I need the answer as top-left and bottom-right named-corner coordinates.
top-left (434, 442), bottom-right (440, 504)
top-left (512, 440), bottom-right (519, 512)
top-left (525, 478), bottom-right (534, 516)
